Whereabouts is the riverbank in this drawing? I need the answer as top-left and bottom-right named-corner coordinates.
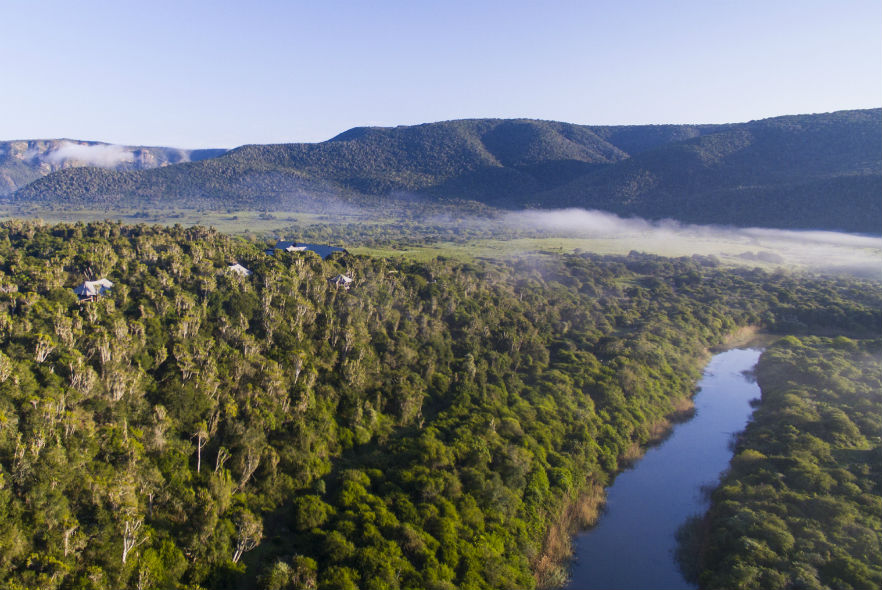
top-left (533, 333), bottom-right (760, 589)
top-left (533, 393), bottom-right (700, 588)
top-left (681, 337), bottom-right (882, 589)
top-left (711, 326), bottom-right (777, 351)
top-left (534, 483), bottom-right (607, 588)
top-left (560, 348), bottom-right (764, 590)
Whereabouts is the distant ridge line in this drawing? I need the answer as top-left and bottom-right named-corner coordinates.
top-left (9, 109), bottom-right (881, 233)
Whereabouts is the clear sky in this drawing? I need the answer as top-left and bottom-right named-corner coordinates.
top-left (2, 0), bottom-right (879, 148)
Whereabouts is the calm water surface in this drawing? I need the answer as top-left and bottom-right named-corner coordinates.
top-left (565, 348), bottom-right (762, 590)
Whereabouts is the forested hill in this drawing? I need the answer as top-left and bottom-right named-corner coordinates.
top-left (12, 109), bottom-right (882, 233)
top-left (0, 139), bottom-right (226, 196)
top-left (0, 221), bottom-right (880, 589)
top-left (537, 109), bottom-right (882, 232)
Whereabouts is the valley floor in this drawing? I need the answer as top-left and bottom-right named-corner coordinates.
top-left (2, 205), bottom-right (880, 276)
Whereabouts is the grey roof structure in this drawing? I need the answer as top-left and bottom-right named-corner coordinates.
top-left (328, 274), bottom-right (354, 289)
top-left (226, 263), bottom-right (253, 276)
top-left (272, 241), bottom-right (347, 259)
top-left (73, 278), bottom-right (113, 299)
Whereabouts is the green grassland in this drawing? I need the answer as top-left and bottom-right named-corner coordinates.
top-left (2, 205), bottom-right (880, 275)
top-left (350, 237), bottom-right (779, 266)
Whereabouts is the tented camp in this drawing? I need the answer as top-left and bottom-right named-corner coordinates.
top-left (269, 241), bottom-right (348, 259)
top-left (328, 274), bottom-right (354, 290)
top-left (226, 263), bottom-right (253, 277)
top-left (73, 278), bottom-right (113, 302)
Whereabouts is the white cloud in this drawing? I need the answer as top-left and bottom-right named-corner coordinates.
top-left (45, 141), bottom-right (135, 167)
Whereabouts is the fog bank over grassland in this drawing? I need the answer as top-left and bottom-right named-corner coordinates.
top-left (3, 198), bottom-right (878, 277)
top-left (498, 208), bottom-right (882, 277)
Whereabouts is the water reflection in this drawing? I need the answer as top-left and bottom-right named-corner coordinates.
top-left (565, 348), bottom-right (762, 590)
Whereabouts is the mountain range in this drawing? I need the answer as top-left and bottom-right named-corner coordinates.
top-left (7, 109), bottom-right (881, 233)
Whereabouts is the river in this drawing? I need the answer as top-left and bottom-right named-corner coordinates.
top-left (564, 348), bottom-right (763, 590)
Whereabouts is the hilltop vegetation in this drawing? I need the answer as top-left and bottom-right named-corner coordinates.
top-left (540, 110), bottom-right (882, 232)
top-left (0, 139), bottom-right (226, 196)
top-left (0, 221), bottom-right (879, 589)
top-left (12, 109), bottom-right (881, 233)
top-left (683, 336), bottom-right (882, 590)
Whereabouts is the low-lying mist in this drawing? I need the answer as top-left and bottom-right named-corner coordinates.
top-left (498, 208), bottom-right (882, 277)
top-left (265, 196), bottom-right (881, 278)
top-left (9, 193), bottom-right (878, 278)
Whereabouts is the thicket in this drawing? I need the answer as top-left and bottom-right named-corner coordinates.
top-left (687, 336), bottom-right (882, 590)
top-left (0, 220), bottom-right (878, 589)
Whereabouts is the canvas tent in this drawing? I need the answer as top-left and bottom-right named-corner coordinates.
top-left (73, 278), bottom-right (113, 301)
top-left (328, 274), bottom-right (354, 289)
top-left (227, 263), bottom-right (253, 276)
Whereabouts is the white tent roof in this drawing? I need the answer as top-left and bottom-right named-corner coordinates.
top-left (227, 263), bottom-right (253, 276)
top-left (73, 278), bottom-right (113, 297)
top-left (329, 274), bottom-right (353, 284)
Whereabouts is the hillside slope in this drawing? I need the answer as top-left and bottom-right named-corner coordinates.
top-left (12, 119), bottom-right (641, 207)
top-left (0, 139), bottom-right (226, 195)
top-left (536, 110), bottom-right (882, 231)
top-left (12, 110), bottom-right (881, 232)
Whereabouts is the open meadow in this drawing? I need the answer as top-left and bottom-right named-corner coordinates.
top-left (3, 204), bottom-right (879, 276)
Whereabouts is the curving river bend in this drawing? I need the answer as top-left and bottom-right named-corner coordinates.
top-left (565, 348), bottom-right (763, 590)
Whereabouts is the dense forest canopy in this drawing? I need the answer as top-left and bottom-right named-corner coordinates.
top-left (0, 220), bottom-right (879, 589)
top-left (10, 109), bottom-right (881, 233)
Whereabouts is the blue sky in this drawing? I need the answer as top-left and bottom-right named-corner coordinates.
top-left (2, 0), bottom-right (879, 148)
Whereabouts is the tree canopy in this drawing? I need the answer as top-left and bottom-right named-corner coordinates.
top-left (0, 220), bottom-right (878, 589)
